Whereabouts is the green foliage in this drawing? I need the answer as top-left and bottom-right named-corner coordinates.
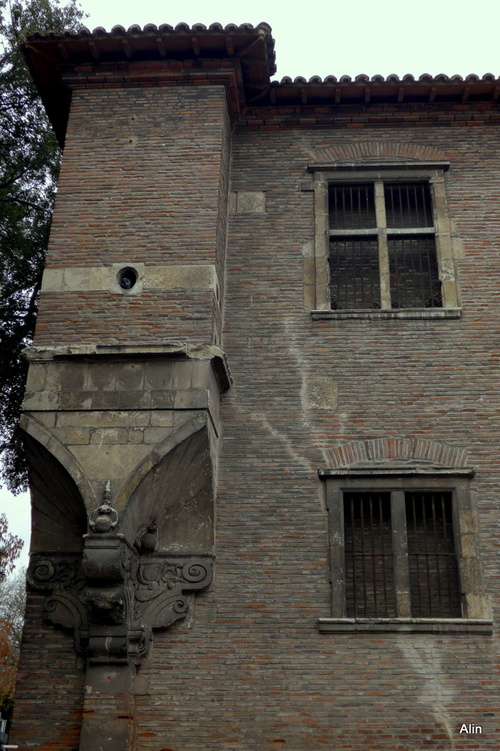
top-left (0, 513), bottom-right (23, 580)
top-left (0, 566), bottom-right (26, 726)
top-left (0, 0), bottom-right (86, 492)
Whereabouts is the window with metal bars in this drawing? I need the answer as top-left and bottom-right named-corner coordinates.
top-left (329, 182), bottom-right (442, 310)
top-left (343, 490), bottom-right (461, 619)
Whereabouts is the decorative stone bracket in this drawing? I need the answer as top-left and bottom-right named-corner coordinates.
top-left (28, 499), bottom-right (212, 665)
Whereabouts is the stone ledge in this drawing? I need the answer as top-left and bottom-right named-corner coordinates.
top-left (23, 342), bottom-right (231, 392)
top-left (319, 466), bottom-right (476, 477)
top-left (40, 263), bottom-right (216, 293)
top-left (312, 308), bottom-right (462, 320)
top-left (318, 618), bottom-right (493, 634)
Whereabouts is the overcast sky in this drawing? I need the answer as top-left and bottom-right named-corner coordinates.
top-left (79, 0), bottom-right (499, 78)
top-left (0, 0), bottom-right (499, 570)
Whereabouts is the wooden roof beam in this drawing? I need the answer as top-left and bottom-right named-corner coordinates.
top-left (57, 42), bottom-right (68, 60)
top-left (237, 35), bottom-right (262, 58)
top-left (88, 40), bottom-right (99, 60)
top-left (121, 39), bottom-right (132, 59)
top-left (156, 36), bottom-right (166, 56)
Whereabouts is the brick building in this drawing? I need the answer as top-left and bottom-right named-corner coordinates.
top-left (12, 21), bottom-right (499, 750)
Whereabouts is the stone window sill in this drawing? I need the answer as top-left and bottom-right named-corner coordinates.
top-left (311, 308), bottom-right (462, 321)
top-left (318, 618), bottom-right (493, 634)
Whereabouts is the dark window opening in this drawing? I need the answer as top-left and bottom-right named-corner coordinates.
top-left (388, 236), bottom-right (441, 308)
top-left (344, 492), bottom-right (395, 618)
top-left (406, 492), bottom-right (461, 618)
top-left (384, 182), bottom-right (433, 229)
top-left (329, 184), bottom-right (376, 230)
top-left (343, 490), bottom-right (461, 619)
top-left (328, 181), bottom-right (441, 309)
top-left (329, 238), bottom-right (380, 310)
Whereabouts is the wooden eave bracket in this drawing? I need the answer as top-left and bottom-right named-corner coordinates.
top-left (191, 37), bottom-right (201, 56)
top-left (156, 36), bottom-right (166, 56)
top-left (121, 38), bottom-right (132, 58)
top-left (57, 42), bottom-right (68, 60)
top-left (88, 40), bottom-right (99, 60)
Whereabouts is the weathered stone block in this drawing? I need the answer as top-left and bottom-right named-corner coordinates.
top-left (304, 377), bottom-right (338, 410)
top-left (150, 412), bottom-right (174, 427)
top-left (60, 363), bottom-right (87, 392)
top-left (150, 391), bottom-right (175, 409)
top-left (87, 362), bottom-right (117, 391)
top-left (70, 444), bottom-right (151, 480)
top-left (144, 361), bottom-right (174, 390)
top-left (26, 364), bottom-right (46, 392)
top-left (22, 390), bottom-right (60, 411)
top-left (90, 428), bottom-right (129, 445)
top-left (174, 389), bottom-right (209, 409)
top-left (55, 427), bottom-right (91, 445)
top-left (142, 427), bottom-right (172, 444)
top-left (234, 191), bottom-right (266, 213)
top-left (115, 363), bottom-right (144, 391)
top-left (59, 391), bottom-right (94, 410)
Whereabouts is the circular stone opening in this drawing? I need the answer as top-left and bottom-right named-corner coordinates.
top-left (117, 266), bottom-right (138, 290)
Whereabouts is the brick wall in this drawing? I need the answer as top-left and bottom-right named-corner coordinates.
top-left (201, 119), bottom-right (500, 749)
top-left (12, 593), bottom-right (84, 751)
top-left (35, 86), bottom-right (229, 347)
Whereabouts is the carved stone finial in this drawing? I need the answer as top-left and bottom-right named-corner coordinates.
top-left (30, 477), bottom-right (212, 666)
top-left (89, 483), bottom-right (118, 534)
top-left (103, 479), bottom-right (112, 504)
top-left (136, 520), bottom-right (158, 553)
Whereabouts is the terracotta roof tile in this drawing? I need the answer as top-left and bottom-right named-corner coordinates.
top-left (22, 23), bottom-right (500, 144)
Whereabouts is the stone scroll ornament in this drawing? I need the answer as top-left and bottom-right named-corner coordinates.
top-left (28, 482), bottom-right (213, 665)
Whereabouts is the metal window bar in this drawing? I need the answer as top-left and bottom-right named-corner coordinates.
top-left (344, 493), bottom-right (395, 618)
top-left (388, 236), bottom-right (441, 308)
top-left (329, 238), bottom-right (380, 309)
top-left (329, 182), bottom-right (441, 309)
top-left (329, 184), bottom-right (376, 230)
top-left (385, 183), bottom-right (433, 229)
top-left (405, 492), bottom-right (461, 618)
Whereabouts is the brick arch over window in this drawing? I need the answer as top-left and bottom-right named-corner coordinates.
top-left (323, 438), bottom-right (469, 470)
top-left (308, 141), bottom-right (447, 164)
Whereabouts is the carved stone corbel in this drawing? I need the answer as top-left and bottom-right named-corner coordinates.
top-left (28, 489), bottom-right (213, 665)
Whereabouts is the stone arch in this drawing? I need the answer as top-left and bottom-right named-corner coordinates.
top-left (20, 414), bottom-right (96, 510)
top-left (308, 141), bottom-right (448, 164)
top-left (324, 437), bottom-right (469, 470)
top-left (117, 414), bottom-right (214, 553)
top-left (20, 424), bottom-right (89, 554)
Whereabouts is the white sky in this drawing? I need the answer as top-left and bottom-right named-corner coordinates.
top-left (77, 0), bottom-right (500, 79)
top-left (0, 0), bottom-right (499, 570)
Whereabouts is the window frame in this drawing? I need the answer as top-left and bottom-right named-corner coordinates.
top-left (319, 468), bottom-right (492, 633)
top-left (307, 161), bottom-right (462, 320)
